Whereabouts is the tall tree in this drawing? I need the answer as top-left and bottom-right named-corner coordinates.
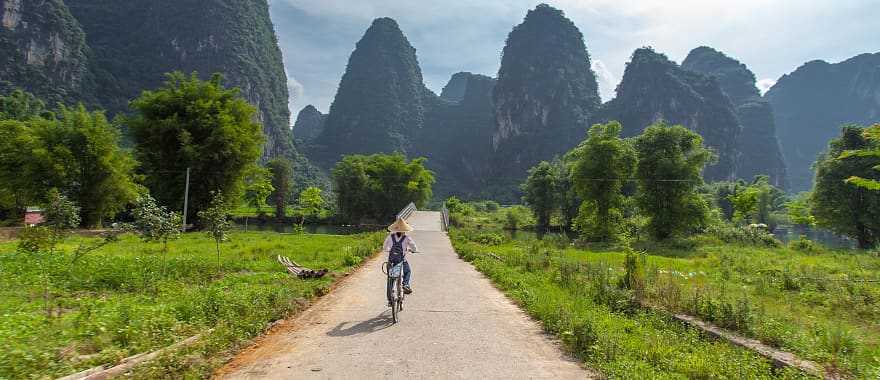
top-left (128, 72), bottom-right (264, 222)
top-left (570, 122), bottom-right (637, 241)
top-left (268, 158), bottom-right (293, 219)
top-left (0, 90), bottom-right (53, 121)
top-left (812, 126), bottom-right (880, 249)
top-left (841, 124), bottom-right (880, 191)
top-left (521, 161), bottom-right (561, 231)
top-left (332, 153), bottom-right (434, 224)
top-left (634, 123), bottom-right (713, 240)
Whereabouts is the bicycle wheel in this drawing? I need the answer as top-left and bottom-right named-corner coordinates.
top-left (391, 277), bottom-right (400, 323)
top-left (397, 277), bottom-right (404, 312)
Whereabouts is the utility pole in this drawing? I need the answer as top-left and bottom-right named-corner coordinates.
top-left (182, 167), bottom-right (191, 232)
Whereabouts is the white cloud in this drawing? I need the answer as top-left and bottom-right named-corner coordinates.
top-left (591, 59), bottom-right (617, 101)
top-left (756, 78), bottom-right (776, 95)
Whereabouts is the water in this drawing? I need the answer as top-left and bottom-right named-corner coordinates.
top-left (235, 223), bottom-right (382, 235)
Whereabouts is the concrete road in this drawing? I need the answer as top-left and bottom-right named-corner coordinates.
top-left (218, 211), bottom-right (595, 379)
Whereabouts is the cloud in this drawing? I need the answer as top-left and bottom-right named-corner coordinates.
top-left (756, 79), bottom-right (776, 95)
top-left (286, 72), bottom-right (305, 116)
top-left (591, 59), bottom-right (617, 101)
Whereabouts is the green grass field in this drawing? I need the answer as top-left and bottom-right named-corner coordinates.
top-left (0, 231), bottom-right (384, 379)
top-left (450, 227), bottom-right (880, 378)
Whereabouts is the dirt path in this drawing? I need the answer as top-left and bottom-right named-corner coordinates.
top-left (217, 211), bottom-right (595, 379)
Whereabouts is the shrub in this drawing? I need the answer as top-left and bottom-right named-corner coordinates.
top-left (619, 251), bottom-right (646, 300)
top-left (708, 225), bottom-right (781, 248)
top-left (475, 232), bottom-right (504, 246)
top-left (788, 235), bottom-right (822, 253)
top-left (17, 227), bottom-right (52, 253)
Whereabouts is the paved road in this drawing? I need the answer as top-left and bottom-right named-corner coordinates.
top-left (218, 211), bottom-right (594, 379)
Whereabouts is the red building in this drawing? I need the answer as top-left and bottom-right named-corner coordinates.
top-left (24, 207), bottom-right (44, 226)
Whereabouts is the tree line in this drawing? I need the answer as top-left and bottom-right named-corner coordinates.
top-left (520, 121), bottom-right (880, 249)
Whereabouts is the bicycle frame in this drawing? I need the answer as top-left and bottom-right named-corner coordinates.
top-left (383, 261), bottom-right (405, 323)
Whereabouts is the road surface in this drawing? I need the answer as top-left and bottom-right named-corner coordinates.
top-left (218, 211), bottom-right (594, 379)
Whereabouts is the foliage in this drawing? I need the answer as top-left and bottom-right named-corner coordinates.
top-left (17, 227), bottom-right (53, 254)
top-left (841, 124), bottom-right (880, 191)
top-left (242, 165), bottom-right (274, 212)
top-left (128, 72), bottom-right (264, 223)
top-left (728, 186), bottom-right (759, 223)
top-left (0, 105), bottom-right (140, 226)
top-left (812, 125), bottom-right (880, 249)
top-left (43, 190), bottom-right (81, 251)
top-left (634, 123), bottom-right (713, 240)
top-left (786, 192), bottom-right (816, 228)
top-left (707, 225), bottom-right (782, 248)
top-left (0, 90), bottom-right (53, 121)
top-left (130, 195), bottom-right (182, 252)
top-left (788, 235), bottom-right (822, 253)
top-left (295, 187), bottom-right (326, 228)
top-left (569, 122), bottom-right (636, 241)
top-left (268, 158), bottom-right (293, 219)
top-left (521, 161), bottom-right (562, 230)
top-left (0, 231), bottom-right (384, 379)
top-left (331, 153), bottom-right (434, 224)
top-left (198, 192), bottom-right (233, 272)
top-left (504, 206), bottom-right (533, 230)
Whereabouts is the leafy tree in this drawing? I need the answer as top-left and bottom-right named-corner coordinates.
top-left (521, 161), bottom-right (561, 231)
top-left (242, 165), bottom-right (274, 212)
top-left (812, 126), bottom-right (880, 249)
top-left (786, 192), bottom-right (816, 229)
top-left (634, 123), bottom-right (712, 240)
top-left (296, 187), bottom-right (325, 228)
top-left (705, 181), bottom-right (745, 221)
top-left (0, 90), bottom-right (53, 121)
top-left (841, 124), bottom-right (880, 191)
top-left (268, 158), bottom-right (293, 219)
top-left (130, 195), bottom-right (182, 253)
top-left (43, 190), bottom-right (81, 252)
top-left (332, 153), bottom-right (434, 224)
top-left (30, 106), bottom-right (140, 226)
top-left (569, 122), bottom-right (637, 241)
top-left (1, 106), bottom-right (139, 226)
top-left (728, 186), bottom-right (759, 224)
top-left (128, 72), bottom-right (264, 223)
top-left (198, 191), bottom-right (232, 272)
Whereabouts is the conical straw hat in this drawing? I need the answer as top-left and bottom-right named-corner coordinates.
top-left (388, 218), bottom-right (413, 233)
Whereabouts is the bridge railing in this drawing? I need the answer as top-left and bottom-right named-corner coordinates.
top-left (396, 202), bottom-right (417, 221)
top-left (441, 206), bottom-right (450, 232)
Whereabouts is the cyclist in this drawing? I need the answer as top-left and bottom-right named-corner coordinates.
top-left (384, 218), bottom-right (419, 299)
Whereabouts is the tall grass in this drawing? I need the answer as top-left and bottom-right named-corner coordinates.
top-left (0, 231), bottom-right (383, 379)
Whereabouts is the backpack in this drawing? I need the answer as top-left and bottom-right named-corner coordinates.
top-left (389, 234), bottom-right (406, 264)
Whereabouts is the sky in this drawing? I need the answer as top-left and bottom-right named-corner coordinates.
top-left (268, 0), bottom-right (880, 117)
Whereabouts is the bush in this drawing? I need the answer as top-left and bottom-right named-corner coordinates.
top-left (788, 235), bottom-right (822, 253)
top-left (708, 225), bottom-right (781, 248)
top-left (17, 227), bottom-right (52, 253)
top-left (505, 206), bottom-right (533, 230)
top-left (475, 232), bottom-right (504, 246)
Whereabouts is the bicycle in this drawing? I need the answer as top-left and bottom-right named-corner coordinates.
top-left (382, 261), bottom-right (405, 323)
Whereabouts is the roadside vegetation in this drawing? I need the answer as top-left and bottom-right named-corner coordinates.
top-left (0, 231), bottom-right (383, 379)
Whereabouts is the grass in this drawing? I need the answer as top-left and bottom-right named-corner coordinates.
top-left (0, 231), bottom-right (384, 379)
top-left (450, 226), bottom-right (880, 378)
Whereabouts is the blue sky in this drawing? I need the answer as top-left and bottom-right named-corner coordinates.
top-left (269, 0), bottom-right (880, 116)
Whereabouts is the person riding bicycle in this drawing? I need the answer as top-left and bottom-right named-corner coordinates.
top-left (384, 218), bottom-right (418, 297)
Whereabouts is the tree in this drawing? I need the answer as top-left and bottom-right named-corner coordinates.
top-left (634, 123), bottom-right (713, 240)
top-left (268, 158), bottom-right (293, 219)
top-left (130, 195), bottom-right (183, 253)
top-left (728, 186), bottom-right (759, 224)
top-left (786, 192), bottom-right (815, 229)
top-left (43, 190), bottom-right (81, 252)
top-left (242, 165), bottom-right (274, 212)
top-left (332, 153), bottom-right (434, 224)
top-left (296, 187), bottom-right (325, 228)
top-left (198, 191), bottom-right (232, 272)
top-left (1, 105), bottom-right (139, 226)
top-left (30, 106), bottom-right (141, 226)
top-left (128, 72), bottom-right (264, 223)
top-left (569, 122), bottom-right (637, 241)
top-left (812, 126), bottom-right (880, 249)
top-left (521, 161), bottom-right (561, 231)
top-left (0, 90), bottom-right (53, 121)
top-left (841, 124), bottom-right (880, 191)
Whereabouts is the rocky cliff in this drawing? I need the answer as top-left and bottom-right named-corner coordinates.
top-left (490, 4), bottom-right (601, 195)
top-left (597, 47), bottom-right (740, 181)
top-left (766, 52), bottom-right (880, 191)
top-left (419, 72), bottom-right (497, 199)
top-left (0, 0), bottom-right (94, 105)
top-left (310, 17), bottom-right (433, 168)
top-left (293, 105), bottom-right (325, 144)
top-left (682, 46), bottom-right (787, 187)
